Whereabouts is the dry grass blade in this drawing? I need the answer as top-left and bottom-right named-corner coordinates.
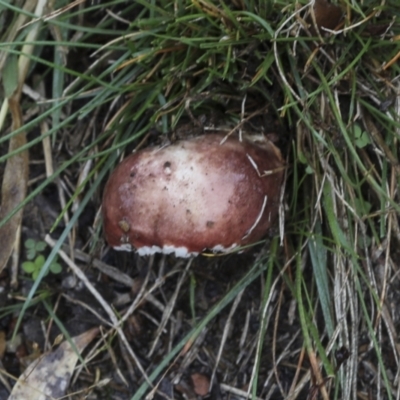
top-left (147, 260), bottom-right (192, 357)
top-left (0, 0), bottom-right (37, 73)
top-left (44, 235), bottom-right (153, 387)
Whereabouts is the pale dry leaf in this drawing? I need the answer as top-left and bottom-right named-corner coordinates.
top-left (0, 0), bottom-right (47, 273)
top-left (8, 327), bottom-right (99, 400)
top-left (0, 98), bottom-right (29, 273)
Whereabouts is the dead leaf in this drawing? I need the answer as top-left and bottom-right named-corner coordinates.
top-left (8, 327), bottom-right (99, 400)
top-left (0, 331), bottom-right (6, 359)
top-left (191, 373), bottom-right (210, 396)
top-left (0, 0), bottom-right (47, 273)
top-left (311, 0), bottom-right (343, 32)
top-left (0, 97), bottom-right (29, 273)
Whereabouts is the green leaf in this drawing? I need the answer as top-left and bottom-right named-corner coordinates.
top-left (353, 124), bottom-right (371, 148)
top-left (34, 255), bottom-right (46, 268)
top-left (26, 249), bottom-right (36, 260)
top-left (354, 197), bottom-right (372, 215)
top-left (22, 261), bottom-right (36, 274)
top-left (35, 241), bottom-right (47, 252)
top-left (305, 165), bottom-right (314, 174)
top-left (25, 239), bottom-right (36, 249)
top-left (50, 263), bottom-right (62, 274)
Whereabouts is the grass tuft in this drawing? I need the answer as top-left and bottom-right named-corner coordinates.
top-left (1, 1), bottom-right (400, 399)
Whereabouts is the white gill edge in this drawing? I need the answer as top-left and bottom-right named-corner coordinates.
top-left (114, 243), bottom-right (240, 257)
top-left (113, 243), bottom-right (133, 252)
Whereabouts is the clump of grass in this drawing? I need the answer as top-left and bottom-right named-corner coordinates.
top-left (1, 1), bottom-right (400, 399)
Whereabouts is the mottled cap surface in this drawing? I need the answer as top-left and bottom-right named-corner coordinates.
top-left (102, 133), bottom-right (284, 257)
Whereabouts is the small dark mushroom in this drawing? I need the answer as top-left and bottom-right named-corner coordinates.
top-left (102, 133), bottom-right (284, 257)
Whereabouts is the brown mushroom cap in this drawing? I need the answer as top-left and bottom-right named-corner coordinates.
top-left (102, 133), bottom-right (284, 257)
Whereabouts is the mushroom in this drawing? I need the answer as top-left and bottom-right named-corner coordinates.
top-left (102, 133), bottom-right (284, 257)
